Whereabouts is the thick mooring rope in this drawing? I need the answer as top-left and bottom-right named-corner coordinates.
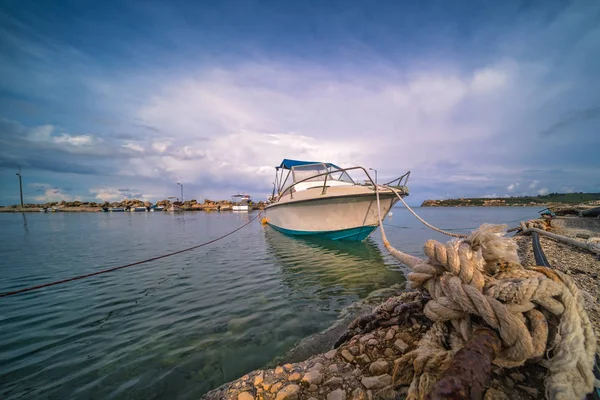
top-left (373, 185), bottom-right (596, 399)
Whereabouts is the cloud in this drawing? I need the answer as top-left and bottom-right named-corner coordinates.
top-left (538, 188), bottom-right (549, 195)
top-left (29, 183), bottom-right (75, 203)
top-left (529, 180), bottom-right (539, 189)
top-left (539, 107), bottom-right (600, 137)
top-left (90, 187), bottom-right (152, 202)
top-left (507, 182), bottom-right (520, 191)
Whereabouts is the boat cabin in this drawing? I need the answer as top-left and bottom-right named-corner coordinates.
top-left (273, 159), bottom-right (356, 198)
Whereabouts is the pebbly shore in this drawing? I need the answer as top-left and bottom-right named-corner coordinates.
top-left (202, 217), bottom-right (600, 400)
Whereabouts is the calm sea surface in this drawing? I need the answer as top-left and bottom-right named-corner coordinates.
top-left (0, 207), bottom-right (540, 399)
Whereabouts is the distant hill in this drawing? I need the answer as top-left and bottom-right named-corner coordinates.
top-left (421, 192), bottom-right (600, 207)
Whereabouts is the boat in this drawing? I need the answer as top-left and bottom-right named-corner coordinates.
top-left (167, 196), bottom-right (183, 212)
top-left (264, 159), bottom-right (410, 241)
top-left (232, 194), bottom-right (252, 212)
top-left (150, 205), bottom-right (165, 212)
top-left (130, 206), bottom-right (147, 212)
top-left (109, 207), bottom-right (126, 212)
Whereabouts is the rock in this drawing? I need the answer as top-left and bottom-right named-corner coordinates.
top-left (283, 363), bottom-right (294, 371)
top-left (509, 372), bottom-right (525, 383)
top-left (349, 346), bottom-right (359, 355)
top-left (374, 387), bottom-right (397, 400)
top-left (325, 349), bottom-right (338, 359)
top-left (351, 387), bottom-right (368, 400)
top-left (367, 338), bottom-right (379, 346)
top-left (383, 348), bottom-right (395, 358)
top-left (394, 339), bottom-right (409, 353)
top-left (327, 388), bottom-right (347, 400)
top-left (385, 330), bottom-right (395, 341)
top-left (484, 388), bottom-right (509, 400)
top-left (341, 349), bottom-right (355, 363)
top-left (356, 354), bottom-right (371, 365)
top-left (359, 333), bottom-right (375, 343)
top-left (361, 374), bottom-right (392, 390)
top-left (302, 370), bottom-right (323, 385)
top-left (517, 385), bottom-right (539, 398)
top-left (308, 398), bottom-right (318, 400)
top-left (288, 372), bottom-right (302, 381)
top-left (328, 364), bottom-right (339, 373)
top-left (238, 392), bottom-right (254, 400)
top-left (275, 366), bottom-right (285, 375)
top-left (324, 377), bottom-right (344, 388)
top-left (311, 362), bottom-right (324, 371)
top-left (368, 360), bottom-right (389, 375)
top-left (275, 384), bottom-right (301, 400)
top-left (254, 371), bottom-right (264, 386)
top-left (308, 384), bottom-right (318, 392)
top-left (262, 382), bottom-right (272, 391)
top-left (271, 382), bottom-right (283, 393)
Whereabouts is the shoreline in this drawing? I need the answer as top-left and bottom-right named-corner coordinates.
top-left (201, 217), bottom-right (600, 400)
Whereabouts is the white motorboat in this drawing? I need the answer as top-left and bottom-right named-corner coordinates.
top-left (231, 194), bottom-right (252, 212)
top-left (130, 206), bottom-right (147, 212)
top-left (264, 159), bottom-right (409, 241)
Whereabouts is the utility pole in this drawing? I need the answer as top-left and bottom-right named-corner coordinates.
top-left (177, 182), bottom-right (183, 202)
top-left (16, 168), bottom-right (24, 207)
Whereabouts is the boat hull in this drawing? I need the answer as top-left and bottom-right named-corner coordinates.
top-left (232, 205), bottom-right (251, 212)
top-left (265, 190), bottom-right (397, 241)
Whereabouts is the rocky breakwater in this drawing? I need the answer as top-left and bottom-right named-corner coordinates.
top-left (204, 293), bottom-right (430, 400)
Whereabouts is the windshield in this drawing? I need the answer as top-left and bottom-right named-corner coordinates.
top-left (291, 163), bottom-right (354, 184)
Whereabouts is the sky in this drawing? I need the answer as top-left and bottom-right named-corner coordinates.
top-left (0, 0), bottom-right (599, 206)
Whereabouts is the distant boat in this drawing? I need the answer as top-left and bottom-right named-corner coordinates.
top-left (265, 159), bottom-right (410, 241)
top-left (232, 194), bottom-right (252, 212)
top-left (39, 207), bottom-right (48, 213)
top-left (150, 206), bottom-right (165, 212)
top-left (130, 206), bottom-right (147, 212)
top-left (109, 207), bottom-right (126, 212)
top-left (167, 196), bottom-right (183, 212)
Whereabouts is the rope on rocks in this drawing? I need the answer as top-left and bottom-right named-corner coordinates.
top-left (520, 221), bottom-right (600, 255)
top-left (373, 185), bottom-right (596, 399)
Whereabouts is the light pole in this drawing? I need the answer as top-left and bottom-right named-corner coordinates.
top-left (16, 168), bottom-right (24, 207)
top-left (177, 182), bottom-right (183, 203)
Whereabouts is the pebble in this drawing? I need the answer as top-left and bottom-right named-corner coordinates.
top-left (352, 368), bottom-right (363, 377)
top-left (383, 348), bottom-right (395, 358)
top-left (484, 387), bottom-right (509, 400)
top-left (283, 363), bottom-right (294, 371)
top-left (308, 384), bottom-right (318, 392)
top-left (325, 349), bottom-right (338, 359)
top-left (359, 333), bottom-right (375, 343)
top-left (361, 374), bottom-right (392, 390)
top-left (394, 339), bottom-right (409, 353)
top-left (327, 388), bottom-right (347, 400)
top-left (253, 371), bottom-right (264, 386)
top-left (509, 372), bottom-right (525, 382)
top-left (356, 354), bottom-right (371, 365)
top-left (349, 346), bottom-right (359, 355)
top-left (385, 330), bottom-right (395, 341)
top-left (312, 362), bottom-right (324, 371)
top-left (351, 387), bottom-right (367, 400)
top-left (368, 360), bottom-right (389, 375)
top-left (328, 364), bottom-right (340, 373)
top-left (341, 349), bottom-right (355, 363)
top-left (238, 392), bottom-right (254, 400)
top-left (367, 338), bottom-right (379, 346)
top-left (275, 366), bottom-right (285, 375)
top-left (302, 370), bottom-right (323, 385)
top-left (324, 377), bottom-right (344, 388)
top-left (275, 384), bottom-right (301, 400)
top-left (262, 382), bottom-right (272, 391)
top-left (288, 372), bottom-right (302, 382)
top-left (271, 382), bottom-right (283, 393)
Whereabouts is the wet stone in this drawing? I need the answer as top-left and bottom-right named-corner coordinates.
top-left (324, 377), bottom-right (344, 388)
top-left (341, 349), bottom-right (355, 363)
top-left (327, 388), bottom-right (347, 400)
top-left (275, 384), bottom-right (301, 400)
top-left (238, 392), bottom-right (254, 400)
top-left (288, 372), bottom-right (302, 382)
top-left (302, 370), bottom-right (323, 385)
top-left (361, 374), bottom-right (392, 390)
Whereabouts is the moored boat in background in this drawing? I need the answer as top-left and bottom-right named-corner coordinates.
top-left (232, 194), bottom-right (252, 212)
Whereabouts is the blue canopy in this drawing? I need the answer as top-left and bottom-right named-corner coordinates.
top-left (277, 159), bottom-right (341, 170)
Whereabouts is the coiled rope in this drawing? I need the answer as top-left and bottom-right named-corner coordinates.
top-left (0, 212), bottom-right (262, 298)
top-left (373, 185), bottom-right (596, 399)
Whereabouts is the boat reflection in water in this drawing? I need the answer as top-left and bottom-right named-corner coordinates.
top-left (264, 225), bottom-right (405, 299)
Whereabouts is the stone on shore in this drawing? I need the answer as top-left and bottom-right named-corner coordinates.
top-left (361, 374), bottom-right (392, 390)
top-left (275, 384), bottom-right (300, 400)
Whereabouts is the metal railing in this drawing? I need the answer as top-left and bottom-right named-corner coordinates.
top-left (277, 166), bottom-right (410, 200)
